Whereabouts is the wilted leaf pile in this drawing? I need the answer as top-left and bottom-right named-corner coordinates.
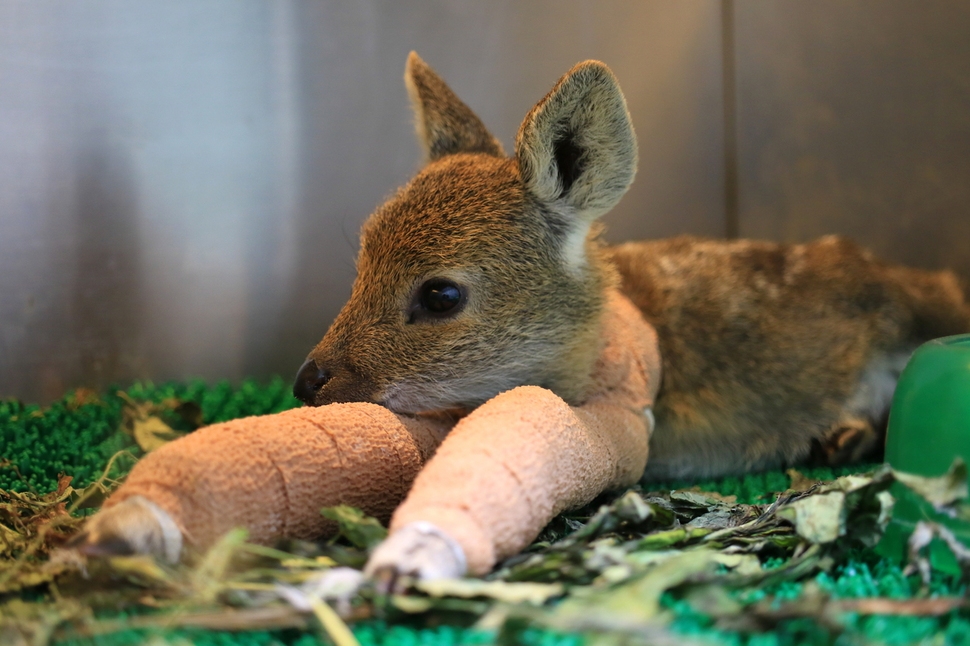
top-left (2, 383), bottom-right (969, 646)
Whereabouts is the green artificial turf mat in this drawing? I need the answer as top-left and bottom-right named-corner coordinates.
top-left (0, 378), bottom-right (299, 494)
top-left (2, 381), bottom-right (968, 646)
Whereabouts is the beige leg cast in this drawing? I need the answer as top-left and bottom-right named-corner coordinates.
top-left (96, 404), bottom-right (451, 553)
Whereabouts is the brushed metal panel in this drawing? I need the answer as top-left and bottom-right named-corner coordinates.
top-left (0, 1), bottom-right (295, 403)
top-left (733, 1), bottom-right (970, 281)
top-left (0, 1), bottom-right (725, 403)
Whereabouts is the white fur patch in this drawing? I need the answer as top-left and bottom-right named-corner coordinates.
top-left (132, 495), bottom-right (183, 563)
top-left (560, 222), bottom-right (590, 273)
top-left (364, 521), bottom-right (467, 581)
top-left (844, 351), bottom-right (913, 423)
top-left (643, 407), bottom-right (656, 435)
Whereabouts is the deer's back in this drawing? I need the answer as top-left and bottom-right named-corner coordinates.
top-left (609, 235), bottom-right (969, 478)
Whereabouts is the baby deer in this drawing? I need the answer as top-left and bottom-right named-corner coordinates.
top-left (294, 52), bottom-right (970, 479)
top-left (73, 54), bottom-right (969, 578)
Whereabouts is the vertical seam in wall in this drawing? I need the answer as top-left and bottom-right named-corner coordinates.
top-left (721, 0), bottom-right (740, 240)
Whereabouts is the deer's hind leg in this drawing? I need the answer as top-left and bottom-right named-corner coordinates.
top-left (810, 417), bottom-right (883, 466)
top-left (809, 350), bottom-right (911, 467)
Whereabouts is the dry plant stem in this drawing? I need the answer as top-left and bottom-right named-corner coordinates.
top-left (390, 292), bottom-right (661, 574)
top-left (834, 597), bottom-right (970, 616)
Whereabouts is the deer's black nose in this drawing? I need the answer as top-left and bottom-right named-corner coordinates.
top-left (293, 359), bottom-right (331, 405)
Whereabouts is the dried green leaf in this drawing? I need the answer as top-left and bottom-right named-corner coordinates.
top-left (683, 584), bottom-right (744, 617)
top-left (320, 506), bottom-right (387, 551)
top-left (718, 544), bottom-right (828, 590)
top-left (416, 578), bottom-right (564, 605)
top-left (66, 450), bottom-right (136, 513)
top-left (561, 491), bottom-right (672, 546)
top-left (635, 526), bottom-right (713, 550)
top-left (777, 491), bottom-right (846, 543)
top-left (682, 488), bottom-right (738, 505)
top-left (775, 466), bottom-right (894, 548)
top-left (307, 596), bottom-right (362, 646)
top-left (133, 416), bottom-right (185, 452)
top-left (786, 468), bottom-right (820, 492)
top-left (552, 550), bottom-right (724, 627)
top-left (686, 507), bottom-right (753, 530)
top-left (712, 553), bottom-right (763, 576)
top-left (67, 480), bottom-right (111, 511)
top-left (0, 477), bottom-right (86, 590)
top-left (905, 520), bottom-right (970, 583)
top-left (0, 561), bottom-right (70, 594)
top-left (893, 458), bottom-right (968, 514)
top-left (191, 527), bottom-right (250, 602)
top-left (496, 548), bottom-right (592, 584)
top-left (668, 490), bottom-right (721, 507)
top-left (106, 555), bottom-right (180, 590)
top-left (118, 392), bottom-right (201, 449)
top-left (0, 597), bottom-right (89, 646)
top-left (390, 594), bottom-right (435, 614)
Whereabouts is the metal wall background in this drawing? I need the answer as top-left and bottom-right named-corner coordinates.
top-left (0, 1), bottom-right (967, 404)
top-left (0, 1), bottom-right (725, 403)
top-left (733, 1), bottom-right (970, 280)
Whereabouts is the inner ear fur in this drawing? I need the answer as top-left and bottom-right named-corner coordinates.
top-left (515, 61), bottom-right (637, 222)
top-left (405, 52), bottom-right (505, 161)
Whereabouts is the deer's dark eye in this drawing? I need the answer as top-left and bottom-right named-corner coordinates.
top-left (410, 279), bottom-right (465, 322)
top-left (420, 280), bottom-right (462, 312)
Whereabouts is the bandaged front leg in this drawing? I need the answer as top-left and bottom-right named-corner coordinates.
top-left (75, 404), bottom-right (452, 560)
top-left (370, 386), bottom-right (651, 577)
top-left (368, 292), bottom-right (661, 577)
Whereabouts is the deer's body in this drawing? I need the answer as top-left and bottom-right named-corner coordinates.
top-left (612, 235), bottom-right (968, 479)
top-left (294, 54), bottom-right (970, 480)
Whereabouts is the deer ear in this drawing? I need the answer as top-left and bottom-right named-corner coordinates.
top-left (405, 52), bottom-right (505, 161)
top-left (515, 61), bottom-right (637, 222)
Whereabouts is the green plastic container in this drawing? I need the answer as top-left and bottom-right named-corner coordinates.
top-left (877, 334), bottom-right (970, 574)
